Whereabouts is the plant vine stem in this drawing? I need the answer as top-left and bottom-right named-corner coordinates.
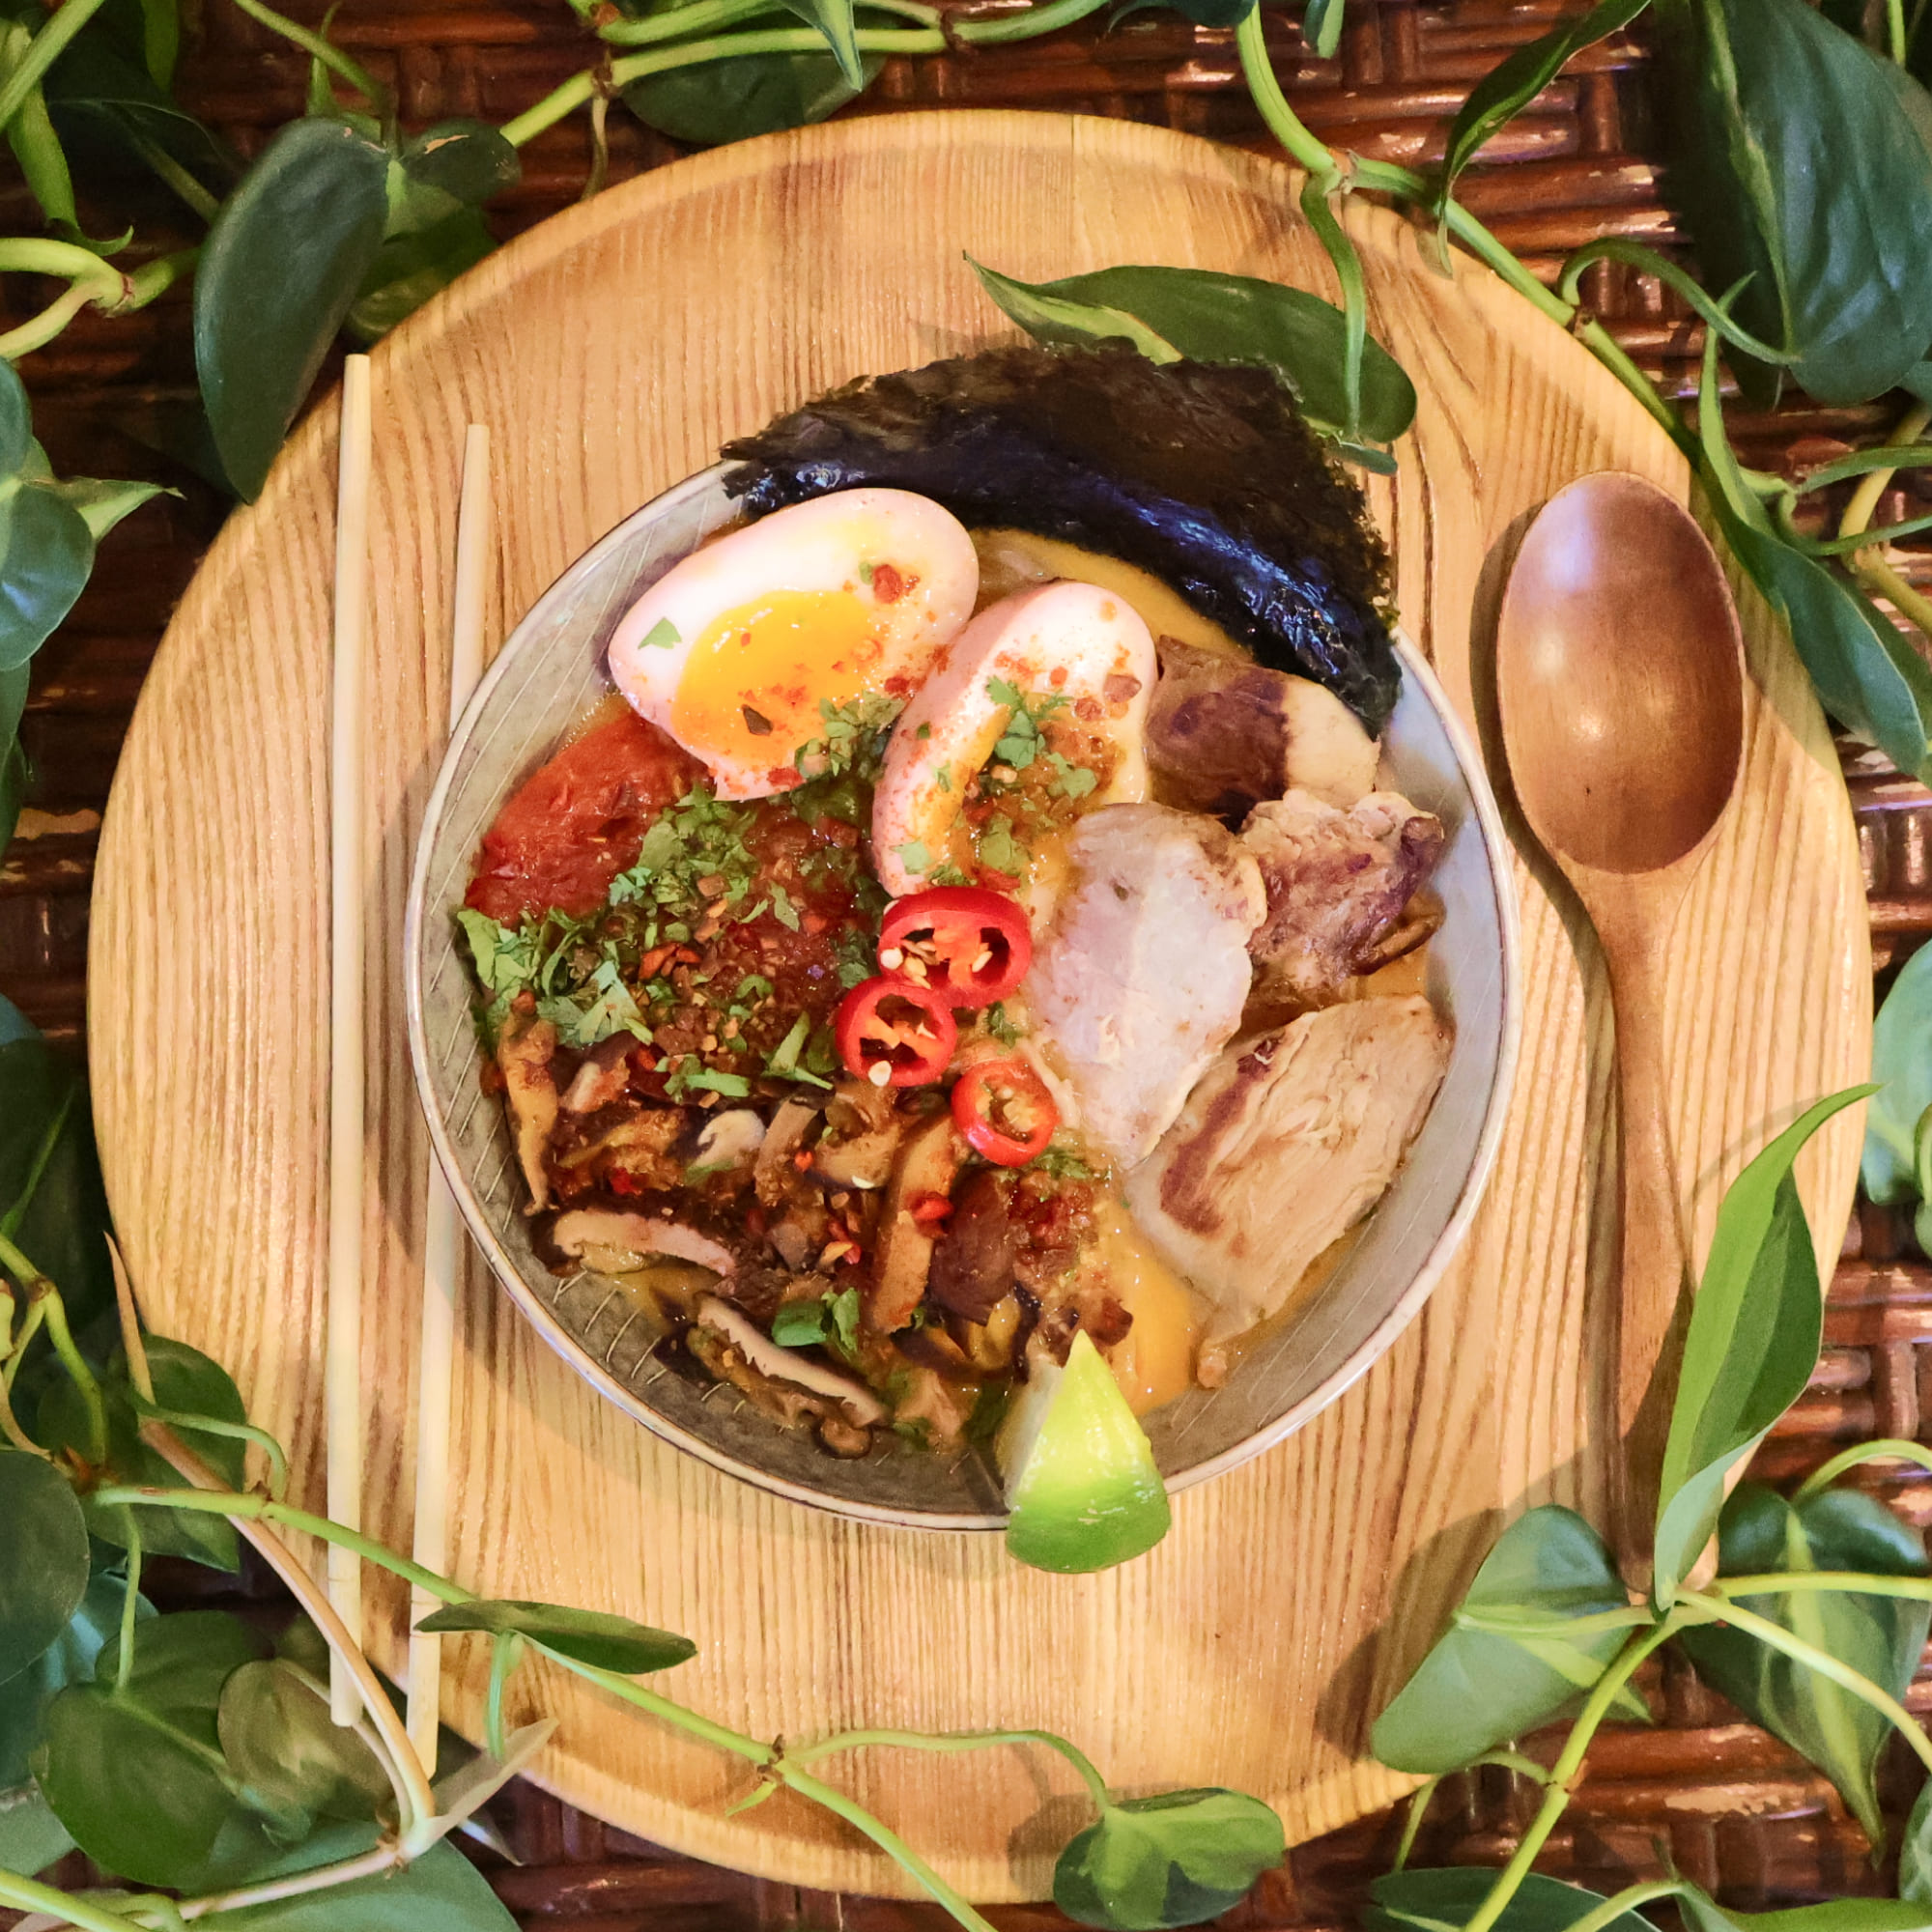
top-left (1234, 6), bottom-right (1692, 460)
top-left (1678, 1589), bottom-right (1932, 1776)
top-left (953, 0), bottom-right (1112, 45)
top-left (1714, 1570), bottom-right (1932, 1603)
top-left (0, 1869), bottom-right (149, 1932)
top-left (1840, 403), bottom-right (1932, 637)
top-left (1850, 552), bottom-right (1932, 641)
top-left (1794, 1438), bottom-right (1932, 1502)
top-left (107, 1449), bottom-right (439, 1827)
top-left (224, 0), bottom-right (389, 114)
top-left (172, 1846), bottom-right (404, 1921)
top-left (1456, 1618), bottom-right (1683, 1932)
top-left (117, 1517), bottom-right (143, 1690)
top-left (1392, 1776), bottom-right (1440, 1870)
top-left (0, 0), bottom-right (111, 140)
top-left (778, 1762), bottom-right (1003, 1932)
top-left (784, 1725), bottom-right (1111, 1808)
top-left (1842, 402), bottom-right (1932, 547)
top-left (100, 1476), bottom-right (1047, 1932)
top-left (504, 27), bottom-right (952, 146)
top-left (1890, 0), bottom-right (1909, 62)
top-left (1564, 1881), bottom-right (1688, 1932)
top-left (0, 1249), bottom-right (108, 1462)
top-left (2, 1295), bottom-right (44, 1391)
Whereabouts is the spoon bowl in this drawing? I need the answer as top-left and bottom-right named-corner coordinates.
top-left (1495, 471), bottom-right (1746, 1576)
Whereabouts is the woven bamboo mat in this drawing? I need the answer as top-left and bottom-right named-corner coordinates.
top-left (6, 3), bottom-right (1932, 1925)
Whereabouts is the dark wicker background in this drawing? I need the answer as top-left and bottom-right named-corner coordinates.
top-left (6, 2), bottom-right (1932, 1925)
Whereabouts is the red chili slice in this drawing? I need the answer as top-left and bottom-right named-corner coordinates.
top-left (951, 1055), bottom-right (1059, 1167)
top-left (835, 977), bottom-right (959, 1088)
top-left (877, 887), bottom-right (1032, 1009)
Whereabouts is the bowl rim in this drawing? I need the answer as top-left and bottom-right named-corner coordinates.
top-left (404, 462), bottom-right (1524, 1532)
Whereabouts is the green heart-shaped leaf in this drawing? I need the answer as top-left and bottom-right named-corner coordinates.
top-left (399, 118), bottom-right (519, 207)
top-left (969, 259), bottom-right (1416, 447)
top-left (1053, 1787), bottom-right (1284, 1930)
top-left (36, 1608), bottom-right (270, 1889)
top-left (199, 1833), bottom-right (521, 1929)
top-left (194, 115), bottom-right (391, 500)
top-left (0, 481), bottom-right (94, 671)
top-left (217, 1659), bottom-right (392, 1830)
top-left (416, 1598), bottom-right (696, 1674)
top-left (0, 1454), bottom-right (89, 1688)
top-left (1680, 1481), bottom-right (1930, 1849)
top-left (1372, 1505), bottom-right (1641, 1775)
top-left (1865, 942), bottom-right (1932, 1206)
top-left (1370, 1870), bottom-right (1656, 1932)
top-left (1654, 0), bottom-right (1932, 405)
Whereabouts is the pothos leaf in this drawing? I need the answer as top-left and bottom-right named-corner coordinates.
top-left (778, 0), bottom-right (865, 87)
top-left (194, 115), bottom-right (391, 499)
top-left (36, 1608), bottom-right (271, 1889)
top-left (0, 361), bottom-right (28, 479)
top-left (0, 1453), bottom-right (90, 1689)
top-left (968, 259), bottom-right (1416, 447)
top-left (201, 1836), bottom-right (521, 1930)
top-left (1370, 1870), bottom-right (1656, 1932)
top-left (1161, 0), bottom-right (1255, 24)
top-left (1371, 1505), bottom-right (1639, 1775)
top-left (348, 207), bottom-right (495, 344)
top-left (39, 475), bottom-right (169, 542)
top-left (416, 1598), bottom-right (697, 1674)
top-left (1302, 0), bottom-right (1345, 57)
top-left (1905, 1776), bottom-right (1932, 1905)
top-left (0, 1567), bottom-right (151, 1786)
top-left (1654, 0), bottom-right (1932, 405)
top-left (1680, 1482), bottom-right (1930, 1850)
top-left (1678, 1876), bottom-right (1932, 1932)
top-left (1651, 1088), bottom-right (1871, 1603)
top-left (0, 480), bottom-right (96, 672)
top-left (623, 14), bottom-right (885, 144)
top-left (1434, 0), bottom-right (1649, 215)
top-left (1052, 1788), bottom-right (1284, 1930)
top-left (1863, 941), bottom-right (1932, 1207)
top-left (217, 1659), bottom-right (392, 1832)
top-left (399, 118), bottom-right (519, 207)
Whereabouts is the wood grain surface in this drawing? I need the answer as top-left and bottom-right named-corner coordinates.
top-left (86, 111), bottom-right (1871, 1903)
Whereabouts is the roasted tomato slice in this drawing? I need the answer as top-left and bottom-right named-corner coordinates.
top-left (877, 887), bottom-right (1031, 1009)
top-left (835, 977), bottom-right (959, 1088)
top-left (951, 1055), bottom-right (1059, 1166)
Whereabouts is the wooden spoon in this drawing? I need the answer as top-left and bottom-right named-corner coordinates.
top-left (1494, 471), bottom-right (1746, 1580)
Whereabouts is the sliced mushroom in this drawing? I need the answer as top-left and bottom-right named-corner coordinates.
top-left (810, 1117), bottom-right (904, 1191)
top-left (892, 1364), bottom-right (968, 1446)
top-left (754, 1096), bottom-right (822, 1207)
top-left (560, 1036), bottom-right (634, 1114)
top-left (695, 1295), bottom-right (886, 1427)
top-left (691, 1107), bottom-right (767, 1173)
top-left (497, 1001), bottom-right (559, 1212)
top-left (551, 1208), bottom-right (736, 1277)
top-left (553, 1103), bottom-right (683, 1183)
top-left (866, 1112), bottom-right (962, 1333)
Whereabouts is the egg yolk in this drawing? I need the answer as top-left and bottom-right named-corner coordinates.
top-left (671, 589), bottom-right (891, 776)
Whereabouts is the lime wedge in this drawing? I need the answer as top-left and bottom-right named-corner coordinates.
top-left (998, 1330), bottom-right (1173, 1573)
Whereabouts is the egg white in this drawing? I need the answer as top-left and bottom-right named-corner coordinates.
top-left (607, 489), bottom-right (980, 801)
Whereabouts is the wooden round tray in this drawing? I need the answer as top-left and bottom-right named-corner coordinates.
top-left (88, 111), bottom-right (1871, 1902)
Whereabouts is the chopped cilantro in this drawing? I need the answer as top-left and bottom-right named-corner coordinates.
top-left (984, 676), bottom-right (1069, 773)
top-left (764, 1009), bottom-right (830, 1089)
top-left (935, 762), bottom-right (952, 794)
top-left (858, 560), bottom-right (876, 585)
top-left (916, 722), bottom-right (932, 741)
top-left (835, 926), bottom-right (875, 989)
top-left (1046, 751), bottom-right (1100, 800)
top-left (736, 973), bottom-right (775, 1003)
top-left (929, 863), bottom-right (973, 888)
top-left (768, 883), bottom-right (802, 932)
top-left (639, 617), bottom-right (681, 650)
top-left (983, 1001), bottom-right (1022, 1046)
top-left (895, 838), bottom-right (931, 875)
top-left (1028, 1140), bottom-right (1096, 1180)
top-left (771, 1285), bottom-right (862, 1361)
top-left (978, 817), bottom-right (1026, 877)
top-left (665, 1056), bottom-right (752, 1099)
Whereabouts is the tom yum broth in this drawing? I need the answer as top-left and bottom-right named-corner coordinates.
top-left (456, 356), bottom-right (1454, 1463)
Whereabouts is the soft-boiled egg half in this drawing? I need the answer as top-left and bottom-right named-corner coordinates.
top-left (607, 489), bottom-right (980, 801)
top-left (873, 581), bottom-right (1156, 896)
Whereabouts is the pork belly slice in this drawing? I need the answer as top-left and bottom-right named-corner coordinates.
top-left (1024, 803), bottom-right (1266, 1169)
top-left (1123, 995), bottom-right (1452, 1385)
top-left (1242, 788), bottom-right (1444, 1021)
top-left (1147, 636), bottom-right (1379, 820)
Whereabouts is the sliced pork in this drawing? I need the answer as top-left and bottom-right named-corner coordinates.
top-left (1124, 995), bottom-right (1452, 1385)
top-left (1024, 804), bottom-right (1266, 1168)
top-left (1242, 788), bottom-right (1444, 1022)
top-left (1146, 636), bottom-right (1379, 820)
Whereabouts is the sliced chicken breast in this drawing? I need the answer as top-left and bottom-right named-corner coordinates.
top-left (1123, 995), bottom-right (1452, 1383)
top-left (1024, 803), bottom-right (1266, 1167)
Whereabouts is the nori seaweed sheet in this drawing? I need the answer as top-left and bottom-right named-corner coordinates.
top-left (720, 346), bottom-right (1400, 732)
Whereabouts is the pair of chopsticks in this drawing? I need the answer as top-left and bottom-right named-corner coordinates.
top-left (327, 354), bottom-right (492, 1764)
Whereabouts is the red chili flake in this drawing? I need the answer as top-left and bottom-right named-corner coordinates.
top-left (870, 562), bottom-right (908, 604)
top-left (911, 1192), bottom-right (953, 1229)
top-left (609, 1170), bottom-right (640, 1196)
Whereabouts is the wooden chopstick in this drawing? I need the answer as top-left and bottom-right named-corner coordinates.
top-left (406, 423), bottom-right (493, 1772)
top-left (327, 354), bottom-right (374, 1726)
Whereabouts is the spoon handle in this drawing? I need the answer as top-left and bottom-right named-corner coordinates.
top-left (1605, 946), bottom-right (1689, 1587)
